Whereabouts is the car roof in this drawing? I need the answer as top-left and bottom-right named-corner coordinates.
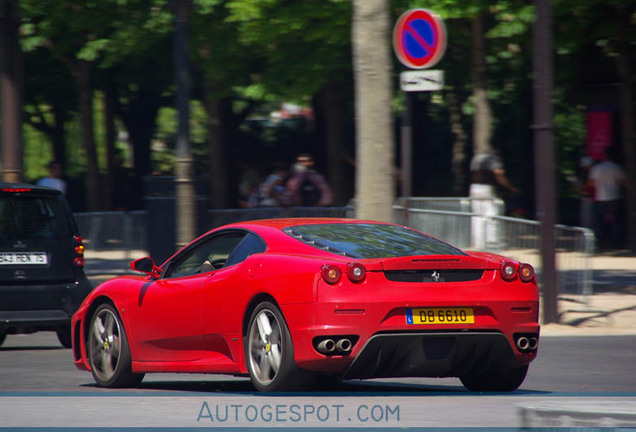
top-left (211, 218), bottom-right (398, 256)
top-left (222, 218), bottom-right (392, 230)
top-left (0, 182), bottom-right (62, 195)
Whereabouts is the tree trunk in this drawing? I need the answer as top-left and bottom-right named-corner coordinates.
top-left (0, 0), bottom-right (22, 182)
top-left (103, 77), bottom-right (116, 210)
top-left (50, 106), bottom-right (67, 166)
top-left (447, 89), bottom-right (469, 195)
top-left (352, 0), bottom-right (395, 221)
top-left (120, 92), bottom-right (161, 179)
top-left (204, 94), bottom-right (232, 209)
top-left (322, 78), bottom-right (350, 206)
top-left (74, 60), bottom-right (101, 211)
top-left (614, 4), bottom-right (636, 250)
top-left (471, 13), bottom-right (492, 155)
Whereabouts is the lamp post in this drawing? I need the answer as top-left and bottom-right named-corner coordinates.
top-left (533, 0), bottom-right (558, 323)
top-left (173, 0), bottom-right (195, 250)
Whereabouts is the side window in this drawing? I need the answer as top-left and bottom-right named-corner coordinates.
top-left (224, 233), bottom-right (267, 267)
top-left (163, 232), bottom-right (246, 279)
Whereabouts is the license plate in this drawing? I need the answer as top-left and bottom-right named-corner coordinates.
top-left (0, 252), bottom-right (48, 265)
top-left (406, 307), bottom-right (475, 325)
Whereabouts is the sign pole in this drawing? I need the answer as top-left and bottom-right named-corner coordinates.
top-left (533, 0), bottom-right (558, 323)
top-left (393, 9), bottom-right (447, 199)
top-left (401, 93), bottom-right (413, 198)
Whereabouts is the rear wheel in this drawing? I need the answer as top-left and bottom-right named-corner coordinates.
top-left (88, 303), bottom-right (144, 388)
top-left (245, 301), bottom-right (314, 392)
top-left (460, 365), bottom-right (529, 392)
top-left (56, 326), bottom-right (72, 348)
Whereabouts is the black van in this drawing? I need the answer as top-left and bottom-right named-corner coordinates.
top-left (0, 183), bottom-right (91, 347)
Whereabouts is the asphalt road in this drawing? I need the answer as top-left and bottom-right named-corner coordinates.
top-left (1, 332), bottom-right (636, 429)
top-left (2, 331), bottom-right (635, 392)
top-left (0, 332), bottom-right (636, 431)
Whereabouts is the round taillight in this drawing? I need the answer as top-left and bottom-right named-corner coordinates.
top-left (74, 257), bottom-right (85, 268)
top-left (500, 262), bottom-right (517, 281)
top-left (347, 263), bottom-right (366, 282)
top-left (75, 245), bottom-right (85, 255)
top-left (519, 263), bottom-right (535, 282)
top-left (74, 235), bottom-right (83, 244)
top-left (321, 265), bottom-right (341, 284)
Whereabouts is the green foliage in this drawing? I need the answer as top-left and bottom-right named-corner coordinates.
top-left (22, 126), bottom-right (54, 183)
top-left (224, 0), bottom-right (353, 98)
top-left (153, 102), bottom-right (210, 174)
top-left (13, 0), bottom-right (635, 220)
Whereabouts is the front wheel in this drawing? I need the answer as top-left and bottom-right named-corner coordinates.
top-left (87, 303), bottom-right (144, 388)
top-left (460, 365), bottom-right (529, 392)
top-left (245, 301), bottom-right (314, 392)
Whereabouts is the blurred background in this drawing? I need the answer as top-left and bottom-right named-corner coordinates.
top-left (0, 0), bottom-right (634, 240)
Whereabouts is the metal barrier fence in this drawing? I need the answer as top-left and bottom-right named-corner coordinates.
top-left (395, 196), bottom-right (505, 214)
top-left (395, 205), bottom-right (595, 296)
top-left (75, 199), bottom-right (594, 296)
top-left (75, 207), bottom-right (353, 276)
top-left (495, 216), bottom-right (595, 296)
top-left (75, 211), bottom-right (148, 276)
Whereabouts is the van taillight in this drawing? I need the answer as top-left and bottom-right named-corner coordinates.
top-left (2, 187), bottom-right (31, 192)
top-left (73, 235), bottom-right (85, 268)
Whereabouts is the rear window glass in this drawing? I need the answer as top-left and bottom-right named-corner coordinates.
top-left (0, 195), bottom-right (72, 240)
top-left (283, 223), bottom-right (466, 258)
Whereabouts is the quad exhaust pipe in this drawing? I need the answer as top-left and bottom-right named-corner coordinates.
top-left (317, 339), bottom-right (336, 354)
top-left (515, 335), bottom-right (538, 352)
top-left (316, 337), bottom-right (353, 355)
top-left (516, 336), bottom-right (530, 351)
top-left (335, 338), bottom-right (352, 353)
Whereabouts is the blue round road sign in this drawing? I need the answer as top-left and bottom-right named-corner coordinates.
top-left (393, 9), bottom-right (447, 70)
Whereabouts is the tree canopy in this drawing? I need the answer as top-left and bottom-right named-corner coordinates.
top-left (4, 0), bottom-right (636, 246)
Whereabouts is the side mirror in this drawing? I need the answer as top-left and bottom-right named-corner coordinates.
top-left (131, 257), bottom-right (161, 278)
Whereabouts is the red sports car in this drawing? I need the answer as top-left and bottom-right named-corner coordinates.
top-left (72, 218), bottom-right (539, 392)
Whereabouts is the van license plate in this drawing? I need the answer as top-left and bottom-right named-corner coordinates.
top-left (0, 252), bottom-right (48, 265)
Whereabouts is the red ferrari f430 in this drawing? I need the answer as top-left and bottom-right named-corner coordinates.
top-left (72, 218), bottom-right (540, 392)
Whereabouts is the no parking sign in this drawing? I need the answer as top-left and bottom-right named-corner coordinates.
top-left (393, 9), bottom-right (447, 70)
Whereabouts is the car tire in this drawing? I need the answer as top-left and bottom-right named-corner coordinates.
top-left (87, 303), bottom-right (144, 388)
top-left (245, 301), bottom-right (315, 392)
top-left (56, 326), bottom-right (72, 348)
top-left (460, 365), bottom-right (529, 392)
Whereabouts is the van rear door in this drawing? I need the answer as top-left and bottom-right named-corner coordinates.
top-left (0, 189), bottom-right (78, 284)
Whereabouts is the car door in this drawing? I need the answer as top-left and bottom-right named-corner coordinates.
top-left (126, 231), bottom-right (247, 362)
top-left (200, 233), bottom-right (267, 351)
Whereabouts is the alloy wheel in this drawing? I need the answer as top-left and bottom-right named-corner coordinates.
top-left (89, 307), bottom-right (122, 382)
top-left (248, 309), bottom-right (283, 386)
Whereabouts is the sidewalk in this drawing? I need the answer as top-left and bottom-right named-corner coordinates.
top-left (541, 251), bottom-right (636, 336)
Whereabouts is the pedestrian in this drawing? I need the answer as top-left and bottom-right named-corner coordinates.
top-left (588, 147), bottom-right (627, 251)
top-left (577, 156), bottom-right (596, 229)
top-left (469, 149), bottom-right (520, 249)
top-left (255, 163), bottom-right (289, 207)
top-left (36, 161), bottom-right (67, 195)
top-left (285, 154), bottom-right (333, 207)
